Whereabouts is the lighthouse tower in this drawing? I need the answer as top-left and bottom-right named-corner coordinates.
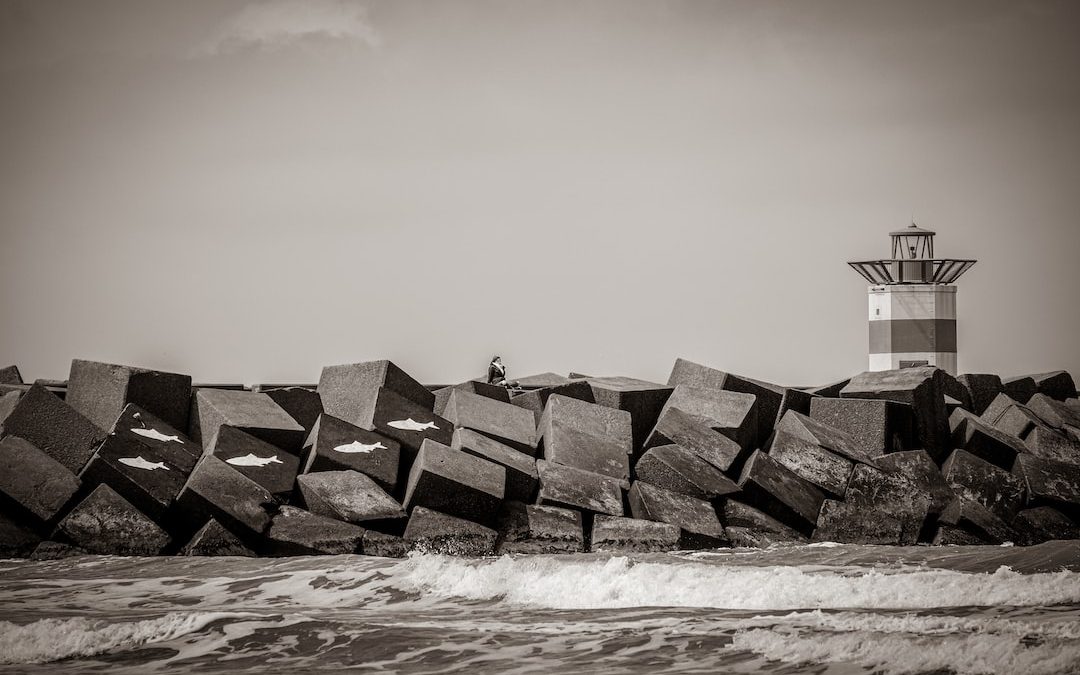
top-left (848, 224), bottom-right (976, 375)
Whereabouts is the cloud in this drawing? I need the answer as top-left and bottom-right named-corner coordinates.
top-left (194, 0), bottom-right (380, 57)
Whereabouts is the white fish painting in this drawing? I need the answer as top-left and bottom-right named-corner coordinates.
top-left (226, 453), bottom-right (284, 468)
top-left (387, 418), bottom-right (439, 432)
top-left (118, 456), bottom-right (169, 471)
top-left (333, 440), bottom-right (388, 454)
top-left (131, 428), bottom-right (184, 444)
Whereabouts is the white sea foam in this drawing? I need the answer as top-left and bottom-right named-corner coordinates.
top-left (396, 554), bottom-right (1080, 610)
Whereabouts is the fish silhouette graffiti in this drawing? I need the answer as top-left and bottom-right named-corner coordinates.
top-left (119, 456), bottom-right (169, 471)
top-left (226, 453), bottom-right (284, 468)
top-left (333, 440), bottom-right (388, 454)
top-left (131, 428), bottom-right (184, 444)
top-left (387, 419), bottom-right (439, 432)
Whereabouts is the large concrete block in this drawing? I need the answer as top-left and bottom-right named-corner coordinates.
top-left (980, 393), bottom-right (1018, 427)
top-left (263, 387), bottom-right (324, 433)
top-left (933, 497), bottom-right (1016, 545)
top-left (356, 387), bottom-right (453, 460)
top-left (433, 380), bottom-right (510, 417)
top-left (0, 384), bottom-right (107, 474)
top-left (0, 365), bottom-right (21, 385)
top-left (721, 499), bottom-right (807, 548)
top-left (721, 373), bottom-right (801, 450)
top-left (29, 541), bottom-right (87, 560)
top-left (1026, 394), bottom-right (1080, 433)
top-left (590, 515), bottom-right (679, 553)
top-left (0, 390), bottom-right (21, 426)
top-left (192, 389), bottom-right (306, 453)
top-left (661, 385), bottom-right (757, 452)
top-left (941, 450), bottom-right (1025, 523)
top-left (535, 459), bottom-right (623, 516)
top-left (874, 450), bottom-right (955, 514)
top-left (538, 394), bottom-right (632, 480)
top-left (318, 361), bottom-right (435, 429)
top-left (207, 426), bottom-right (300, 501)
top-left (443, 389), bottom-right (537, 454)
top-left (176, 455), bottom-right (274, 539)
top-left (452, 428), bottom-right (537, 503)
top-left (736, 450), bottom-right (825, 535)
top-left (991, 402), bottom-right (1046, 440)
top-left (510, 377), bottom-right (594, 423)
top-left (1029, 371), bottom-right (1077, 402)
top-left (585, 376), bottom-right (673, 452)
top-left (55, 484), bottom-right (170, 555)
top-left (180, 518), bottom-right (255, 556)
top-left (266, 506), bottom-right (366, 556)
top-left (1024, 426), bottom-right (1080, 465)
top-left (362, 530), bottom-right (408, 558)
top-left (812, 499), bottom-right (905, 545)
top-left (80, 433), bottom-right (192, 526)
top-left (1002, 376), bottom-right (1037, 404)
top-left (950, 414), bottom-right (1028, 471)
top-left (643, 406), bottom-right (743, 473)
top-left (840, 367), bottom-right (951, 461)
top-left (1013, 506), bottom-right (1079, 546)
top-left (301, 414), bottom-right (400, 493)
top-left (768, 431), bottom-right (854, 499)
top-left (0, 510), bottom-right (41, 557)
top-left (403, 439), bottom-right (505, 526)
top-left (635, 444), bottom-right (739, 500)
top-left (66, 359), bottom-right (192, 434)
top-left (0, 436), bottom-right (80, 526)
top-left (842, 464), bottom-right (934, 545)
top-left (803, 377), bottom-right (851, 398)
top-left (495, 502), bottom-right (583, 554)
top-left (403, 506), bottom-right (498, 555)
top-left (297, 470), bottom-right (405, 526)
top-left (812, 396), bottom-right (918, 459)
top-left (667, 358), bottom-right (730, 391)
top-left (775, 410), bottom-right (878, 467)
top-left (109, 404), bottom-right (200, 468)
top-left (1013, 453), bottom-right (1080, 512)
top-left (956, 374), bottom-right (1004, 416)
top-left (628, 481), bottom-right (726, 548)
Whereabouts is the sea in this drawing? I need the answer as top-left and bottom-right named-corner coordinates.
top-left (1, 541), bottom-right (1079, 674)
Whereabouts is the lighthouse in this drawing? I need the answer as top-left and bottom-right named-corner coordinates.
top-left (848, 224), bottom-right (976, 375)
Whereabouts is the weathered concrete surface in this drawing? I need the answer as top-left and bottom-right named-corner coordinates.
top-left (643, 406), bottom-right (743, 473)
top-left (175, 455), bottom-right (274, 539)
top-left (30, 541), bottom-right (88, 560)
top-left (992, 403), bottom-right (1046, 440)
top-left (297, 470), bottom-right (406, 525)
top-left (842, 464), bottom-right (934, 545)
top-left (768, 431), bottom-right (854, 499)
top-left (874, 450), bottom-right (955, 514)
top-left (0, 365), bottom-right (21, 385)
top-left (942, 449), bottom-right (1025, 523)
top-left (318, 361), bottom-right (435, 427)
top-left (812, 499), bottom-right (905, 545)
top-left (263, 386), bottom-right (324, 433)
top-left (0, 510), bottom-right (40, 557)
top-left (667, 358), bottom-right (731, 392)
top-left (0, 435), bottom-right (81, 525)
top-left (1027, 394), bottom-right (1080, 432)
top-left (403, 506), bottom-right (498, 555)
top-left (956, 374), bottom-right (1005, 416)
top-left (538, 394), bottom-right (632, 480)
top-left (980, 393), bottom-right (1018, 428)
top-left (803, 378), bottom-right (851, 398)
top-left (367, 388), bottom-right (454, 459)
top-left (403, 439), bottom-right (505, 526)
top-left (941, 372), bottom-right (974, 413)
top-left (1012, 453), bottom-right (1080, 512)
top-left (208, 426), bottom-right (300, 500)
top-left (1, 384), bottom-right (107, 474)
top-left (1024, 426), bottom-right (1080, 465)
top-left (1013, 506), bottom-right (1080, 546)
top-left (736, 450), bottom-right (825, 535)
top-left (66, 359), bottom-right (192, 434)
top-left (634, 444), bottom-right (739, 500)
top-left (80, 432), bottom-right (191, 525)
top-left (443, 389), bottom-right (537, 454)
top-left (812, 397), bottom-right (911, 455)
top-left (192, 390), bottom-right (306, 453)
top-left (721, 499), bottom-right (807, 548)
top-left (660, 385), bottom-right (757, 452)
top-left (495, 501), bottom-right (583, 554)
top-left (111, 404), bottom-right (200, 468)
top-left (55, 484), bottom-right (170, 555)
top-left (775, 410), bottom-right (878, 467)
top-left (722, 373), bottom-right (802, 450)
top-left (180, 518), bottom-right (255, 556)
top-left (590, 515), bottom-right (679, 553)
top-left (628, 481), bottom-right (727, 548)
top-left (933, 497), bottom-right (1016, 544)
top-left (510, 378), bottom-right (595, 423)
top-left (586, 376), bottom-right (673, 452)
top-left (301, 414), bottom-right (400, 493)
top-left (950, 414), bottom-right (1028, 471)
top-left (841, 367), bottom-right (951, 461)
top-left (434, 380), bottom-right (511, 417)
top-left (452, 428), bottom-right (537, 503)
top-left (535, 459), bottom-right (624, 516)
top-left (0, 390), bottom-right (21, 426)
top-left (1029, 371), bottom-right (1077, 402)
top-left (362, 530), bottom-right (408, 558)
top-left (266, 505), bottom-right (366, 556)
top-left (1002, 376), bottom-right (1037, 404)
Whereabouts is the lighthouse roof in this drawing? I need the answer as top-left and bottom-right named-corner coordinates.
top-left (889, 223), bottom-right (936, 237)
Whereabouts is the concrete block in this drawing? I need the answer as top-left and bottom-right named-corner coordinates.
top-left (180, 518), bottom-right (255, 556)
top-left (812, 499), bottom-right (905, 545)
top-left (263, 387), bottom-right (324, 433)
top-left (297, 470), bottom-right (405, 526)
top-left (535, 459), bottom-right (624, 516)
top-left (452, 428), bottom-right (537, 503)
top-left (991, 403), bottom-right (1045, 440)
top-left (842, 464), bottom-right (934, 544)
top-left (192, 389), bottom-right (306, 453)
top-left (1024, 426), bottom-right (1080, 465)
top-left (590, 515), bottom-right (679, 553)
top-left (840, 367), bottom-right (951, 461)
top-left (0, 365), bottom-right (21, 385)
top-left (661, 385), bottom-right (757, 452)
top-left (721, 373), bottom-right (797, 449)
top-left (1013, 507), bottom-right (1079, 546)
top-left (207, 426), bottom-right (299, 501)
top-left (1002, 376), bottom-right (1036, 404)
top-left (941, 450), bottom-right (1025, 523)
top-left (721, 500), bottom-right (807, 548)
top-left (66, 359), bottom-right (192, 434)
top-left (956, 374), bottom-right (1004, 416)
top-left (0, 436), bottom-right (80, 525)
top-left (807, 397), bottom-right (915, 455)
top-left (30, 541), bottom-right (88, 560)
top-left (585, 376), bottom-right (673, 452)
top-left (267, 505), bottom-right (366, 556)
top-left (941, 372), bottom-right (974, 412)
top-left (0, 384), bottom-right (107, 474)
top-left (803, 377), bottom-right (851, 398)
top-left (933, 497), bottom-right (1016, 545)
top-left (318, 361), bottom-right (435, 430)
top-left (874, 450), bottom-right (955, 514)
top-left (1027, 394), bottom-right (1080, 432)
top-left (362, 387), bottom-right (453, 460)
top-left (510, 378), bottom-right (594, 422)
top-left (775, 410), bottom-right (878, 467)
top-left (666, 358), bottom-right (731, 391)
top-left (1013, 453), bottom-right (1080, 512)
top-left (79, 431), bottom-right (192, 526)
top-left (495, 502), bottom-right (583, 554)
top-left (635, 444), bottom-right (739, 500)
top-left (628, 481), bottom-right (726, 549)
top-left (443, 389), bottom-right (537, 454)
top-left (176, 455), bottom-right (274, 539)
top-left (110, 404), bottom-right (200, 468)
top-left (768, 431), bottom-right (854, 499)
top-left (538, 394), bottom-right (632, 480)
top-left (736, 450), bottom-right (825, 535)
top-left (55, 484), bottom-right (170, 555)
top-left (403, 439), bottom-right (505, 526)
top-left (362, 530), bottom-right (408, 558)
top-left (0, 390), bottom-right (21, 426)
top-left (1029, 371), bottom-right (1077, 401)
top-left (643, 407), bottom-right (743, 473)
top-left (950, 414), bottom-right (1028, 471)
top-left (0, 510), bottom-right (41, 557)
top-left (433, 380), bottom-right (510, 417)
top-left (980, 393), bottom-right (1018, 427)
top-left (403, 506), bottom-right (498, 555)
top-left (301, 414), bottom-right (400, 494)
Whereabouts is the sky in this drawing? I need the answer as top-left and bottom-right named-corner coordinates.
top-left (0, 0), bottom-right (1077, 387)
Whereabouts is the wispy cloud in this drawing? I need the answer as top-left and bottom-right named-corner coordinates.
top-left (193, 0), bottom-right (380, 57)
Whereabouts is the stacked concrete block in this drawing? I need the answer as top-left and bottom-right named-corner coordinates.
top-left (769, 431), bottom-right (855, 499)
top-left (1012, 454), bottom-right (1080, 516)
top-left (0, 436), bottom-right (81, 528)
top-left (297, 470), bottom-right (406, 527)
top-left (55, 484), bottom-right (170, 555)
top-left (66, 359), bottom-right (192, 434)
top-left (841, 367), bottom-right (952, 461)
top-left (262, 386), bottom-right (324, 433)
top-left (181, 518), bottom-right (255, 557)
top-left (1024, 426), bottom-right (1080, 465)
top-left (812, 499), bottom-right (905, 545)
top-left (0, 511), bottom-right (40, 558)
top-left (932, 497), bottom-right (1016, 545)
top-left (509, 374), bottom-right (594, 422)
top-left (628, 481), bottom-right (726, 548)
top-left (585, 376), bottom-right (673, 452)
top-left (803, 378), bottom-right (851, 398)
top-left (1013, 506), bottom-right (1080, 546)
top-left (535, 459), bottom-right (624, 516)
top-left (319, 360), bottom-right (435, 418)
top-left (824, 464), bottom-right (934, 545)
top-left (809, 397), bottom-right (915, 457)
top-left (403, 439), bottom-right (505, 526)
top-left (301, 414), bottom-right (400, 493)
top-left (941, 450), bottom-right (1025, 523)
top-left (634, 444), bottom-right (739, 500)
top-left (642, 406), bottom-right (743, 473)
top-left (191, 389), bottom-right (306, 452)
top-left (1002, 376), bottom-right (1037, 405)
top-left (0, 365), bottom-right (22, 385)
top-left (175, 455), bottom-right (274, 542)
top-left (403, 506), bottom-right (498, 555)
top-left (776, 411), bottom-right (879, 466)
top-left (495, 502), bottom-right (584, 554)
top-left (949, 414), bottom-right (1028, 471)
top-left (721, 499), bottom-right (807, 548)
top-left (1029, 371), bottom-right (1077, 402)
top-left (874, 450), bottom-right (955, 515)
top-left (660, 385), bottom-right (757, 453)
top-left (433, 380), bottom-right (510, 417)
top-left (538, 394), bottom-right (632, 481)
top-left (452, 428), bottom-right (537, 502)
top-left (0, 390), bottom-right (21, 426)
top-left (266, 505), bottom-right (366, 556)
top-left (956, 374), bottom-right (1005, 416)
top-left (1026, 394), bottom-right (1080, 435)
top-left (443, 389), bottom-right (537, 454)
top-left (1, 384), bottom-right (107, 473)
top-left (206, 426), bottom-right (299, 501)
top-left (736, 450), bottom-right (825, 536)
top-left (590, 515), bottom-right (680, 553)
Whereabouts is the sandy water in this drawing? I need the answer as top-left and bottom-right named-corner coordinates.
top-left (1, 541), bottom-right (1079, 674)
